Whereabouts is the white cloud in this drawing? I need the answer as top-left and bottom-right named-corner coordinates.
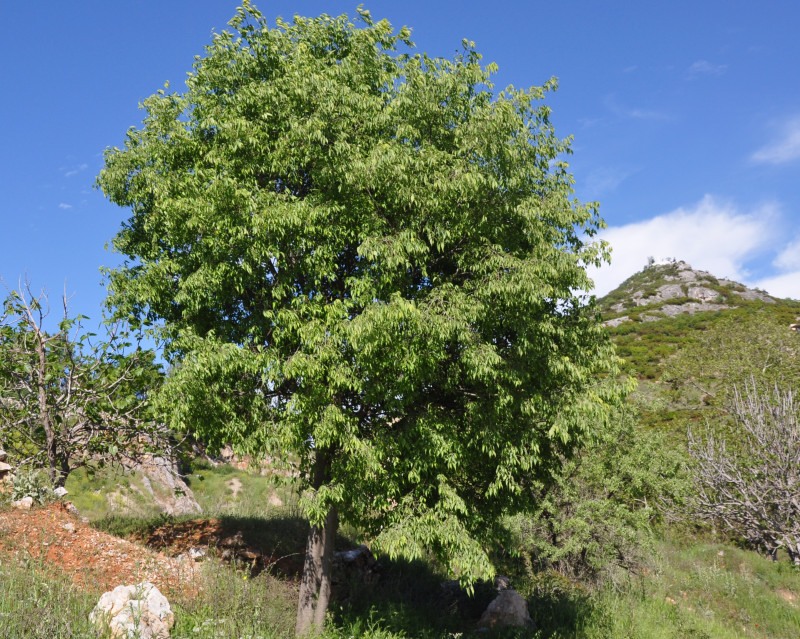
top-left (58, 202), bottom-right (73, 210)
top-left (752, 271), bottom-right (800, 300)
top-left (603, 95), bottom-right (670, 121)
top-left (688, 59), bottom-right (727, 78)
top-left (774, 235), bottom-right (800, 271)
top-left (63, 163), bottom-right (88, 178)
top-left (751, 117), bottom-right (800, 164)
top-left (588, 195), bottom-right (779, 297)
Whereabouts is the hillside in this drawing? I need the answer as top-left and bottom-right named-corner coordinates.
top-left (2, 258), bottom-right (799, 639)
top-left (599, 259), bottom-right (779, 324)
top-left (597, 259), bottom-right (800, 437)
top-left (598, 259), bottom-right (800, 381)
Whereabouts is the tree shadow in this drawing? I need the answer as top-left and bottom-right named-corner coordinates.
top-left (330, 554), bottom-right (514, 638)
top-left (104, 511), bottom-right (591, 637)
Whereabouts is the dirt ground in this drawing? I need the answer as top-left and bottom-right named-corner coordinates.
top-left (0, 502), bottom-right (199, 598)
top-left (0, 501), bottom-right (306, 600)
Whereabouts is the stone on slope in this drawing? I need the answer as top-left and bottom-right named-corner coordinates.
top-left (90, 582), bottom-right (174, 639)
top-left (478, 588), bottom-right (535, 630)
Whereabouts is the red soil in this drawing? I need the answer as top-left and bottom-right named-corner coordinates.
top-left (0, 502), bottom-right (198, 598)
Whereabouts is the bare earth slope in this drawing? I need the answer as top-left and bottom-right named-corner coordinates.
top-left (0, 503), bottom-right (197, 597)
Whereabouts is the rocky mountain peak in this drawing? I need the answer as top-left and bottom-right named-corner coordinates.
top-left (599, 258), bottom-right (775, 327)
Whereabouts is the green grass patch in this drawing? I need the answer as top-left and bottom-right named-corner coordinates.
top-left (0, 554), bottom-right (99, 639)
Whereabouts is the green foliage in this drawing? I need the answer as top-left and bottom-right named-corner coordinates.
top-left (504, 407), bottom-right (689, 585)
top-left (665, 309), bottom-right (800, 410)
top-left (98, 2), bottom-right (622, 587)
top-left (9, 466), bottom-right (54, 505)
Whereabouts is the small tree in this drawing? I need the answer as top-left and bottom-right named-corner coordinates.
top-left (98, 4), bottom-right (623, 634)
top-left (688, 381), bottom-right (800, 564)
top-left (0, 283), bottom-right (164, 488)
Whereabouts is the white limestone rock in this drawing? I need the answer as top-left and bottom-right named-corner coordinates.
top-left (12, 496), bottom-right (34, 510)
top-left (90, 582), bottom-right (174, 639)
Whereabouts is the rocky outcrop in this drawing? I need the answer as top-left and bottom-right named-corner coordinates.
top-left (0, 449), bottom-right (12, 486)
top-left (602, 260), bottom-right (776, 326)
top-left (129, 455), bottom-right (201, 517)
top-left (333, 545), bottom-right (380, 587)
top-left (90, 582), bottom-right (174, 639)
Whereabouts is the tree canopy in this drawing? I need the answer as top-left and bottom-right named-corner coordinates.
top-left (98, 3), bottom-right (622, 633)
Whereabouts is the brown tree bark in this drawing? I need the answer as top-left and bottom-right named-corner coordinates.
top-left (34, 323), bottom-right (59, 487)
top-left (295, 449), bottom-right (338, 637)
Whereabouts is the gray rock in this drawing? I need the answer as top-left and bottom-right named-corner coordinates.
top-left (660, 303), bottom-right (730, 317)
top-left (12, 496), bottom-right (34, 510)
top-left (656, 284), bottom-right (686, 300)
top-left (603, 316), bottom-right (631, 327)
top-left (478, 589), bottom-right (534, 630)
top-left (0, 449), bottom-right (7, 462)
top-left (687, 286), bottom-right (719, 302)
top-left (732, 288), bottom-right (775, 303)
top-left (136, 455), bottom-right (201, 516)
top-left (189, 547), bottom-right (207, 561)
top-left (494, 575), bottom-right (512, 591)
top-left (90, 582), bottom-right (174, 639)
top-left (333, 545), bottom-right (379, 585)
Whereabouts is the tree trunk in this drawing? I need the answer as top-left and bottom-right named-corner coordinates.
top-left (296, 505), bottom-right (338, 636)
top-left (35, 333), bottom-right (58, 487)
top-left (295, 448), bottom-right (338, 637)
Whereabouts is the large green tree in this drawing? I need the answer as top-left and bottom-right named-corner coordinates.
top-left (98, 4), bottom-right (621, 634)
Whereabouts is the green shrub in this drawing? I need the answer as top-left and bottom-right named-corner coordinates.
top-left (504, 407), bottom-right (689, 586)
top-left (10, 467), bottom-right (54, 505)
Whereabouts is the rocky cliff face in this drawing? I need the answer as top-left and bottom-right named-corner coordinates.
top-left (599, 259), bottom-right (775, 327)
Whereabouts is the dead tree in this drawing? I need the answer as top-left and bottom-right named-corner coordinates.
top-left (0, 282), bottom-right (166, 487)
top-left (688, 380), bottom-right (800, 564)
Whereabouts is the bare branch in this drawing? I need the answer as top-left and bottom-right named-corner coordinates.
top-left (688, 379), bottom-right (800, 564)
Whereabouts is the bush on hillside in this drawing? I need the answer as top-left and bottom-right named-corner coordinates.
top-left (505, 407), bottom-right (689, 586)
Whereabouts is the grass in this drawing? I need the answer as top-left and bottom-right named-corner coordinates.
top-left (170, 560), bottom-right (297, 639)
top-left (64, 460), bottom-right (297, 523)
top-left (0, 553), bottom-right (99, 638)
top-left (65, 465), bottom-right (167, 521)
top-left (2, 488), bottom-right (799, 639)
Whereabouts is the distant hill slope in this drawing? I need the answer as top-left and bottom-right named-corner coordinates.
top-left (597, 259), bottom-right (800, 432)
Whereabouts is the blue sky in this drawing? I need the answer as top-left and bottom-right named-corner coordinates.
top-left (1, 1), bottom-right (799, 327)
